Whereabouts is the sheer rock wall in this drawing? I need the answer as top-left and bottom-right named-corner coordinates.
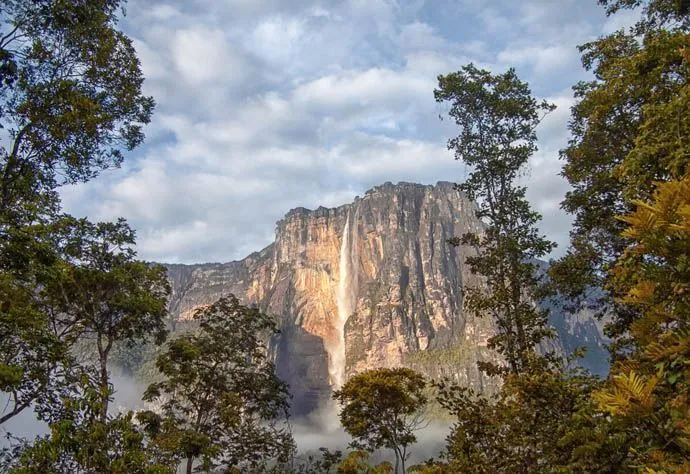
top-left (165, 182), bottom-right (606, 414)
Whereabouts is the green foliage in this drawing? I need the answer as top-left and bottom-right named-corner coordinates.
top-left (7, 372), bottom-right (172, 473)
top-left (334, 368), bottom-right (427, 474)
top-left (0, 0), bottom-right (156, 430)
top-left (432, 59), bottom-right (632, 474)
top-left (141, 295), bottom-right (294, 473)
top-left (435, 64), bottom-right (557, 375)
top-left (599, 0), bottom-right (690, 29)
top-left (336, 450), bottom-right (394, 474)
top-left (0, 0), bottom-right (154, 210)
top-left (289, 448), bottom-right (394, 474)
top-left (431, 369), bottom-right (625, 473)
top-left (0, 249), bottom-right (77, 425)
top-left (12, 414), bottom-right (170, 474)
top-left (550, 2), bottom-right (690, 470)
top-left (592, 174), bottom-right (690, 471)
top-left (2, 1), bottom-right (689, 473)
top-left (290, 447), bottom-right (344, 474)
top-left (552, 0), bottom-right (690, 353)
top-left (43, 217), bottom-right (170, 419)
top-left (0, 0), bottom-right (170, 471)
top-left (1, 216), bottom-right (171, 427)
top-left (280, 449), bottom-right (395, 474)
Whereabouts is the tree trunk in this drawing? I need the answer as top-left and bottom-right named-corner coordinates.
top-left (99, 354), bottom-right (109, 422)
top-left (0, 399), bottom-right (31, 425)
top-left (510, 255), bottom-right (529, 371)
top-left (96, 335), bottom-right (112, 423)
top-left (186, 456), bottom-right (193, 474)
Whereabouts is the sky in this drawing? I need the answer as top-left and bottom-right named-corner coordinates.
top-left (60, 0), bottom-right (639, 264)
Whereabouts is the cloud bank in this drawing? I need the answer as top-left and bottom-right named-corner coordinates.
top-left (60, 0), bottom-right (632, 263)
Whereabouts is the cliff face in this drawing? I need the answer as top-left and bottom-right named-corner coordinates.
top-left (165, 182), bottom-right (607, 414)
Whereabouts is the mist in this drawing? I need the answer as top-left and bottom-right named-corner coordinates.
top-left (2, 369), bottom-right (451, 470)
top-left (289, 398), bottom-right (450, 467)
top-left (0, 369), bottom-right (148, 448)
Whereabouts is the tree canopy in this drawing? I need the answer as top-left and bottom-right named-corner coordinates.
top-left (334, 368), bottom-right (427, 474)
top-left (551, 0), bottom-right (690, 354)
top-left (3, 0), bottom-right (690, 472)
top-left (435, 64), bottom-right (556, 375)
top-left (0, 1), bottom-right (172, 471)
top-left (0, 0), bottom-right (154, 211)
top-left (140, 296), bottom-right (294, 474)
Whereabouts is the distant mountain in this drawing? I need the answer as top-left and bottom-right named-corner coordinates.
top-left (164, 182), bottom-right (609, 415)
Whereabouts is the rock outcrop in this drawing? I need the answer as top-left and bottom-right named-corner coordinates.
top-left (165, 182), bottom-right (608, 415)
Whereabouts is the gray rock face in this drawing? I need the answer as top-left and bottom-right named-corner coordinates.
top-left (165, 182), bottom-right (608, 415)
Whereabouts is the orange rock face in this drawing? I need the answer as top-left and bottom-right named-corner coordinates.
top-left (165, 182), bottom-right (608, 415)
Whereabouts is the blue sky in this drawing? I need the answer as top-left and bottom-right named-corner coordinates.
top-left (60, 0), bottom-right (638, 264)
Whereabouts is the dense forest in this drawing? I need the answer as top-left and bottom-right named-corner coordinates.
top-left (0, 0), bottom-right (689, 472)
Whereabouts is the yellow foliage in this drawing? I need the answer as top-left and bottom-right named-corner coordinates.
top-left (594, 372), bottom-right (658, 416)
top-left (603, 173), bottom-right (690, 470)
top-left (336, 450), bottom-right (394, 474)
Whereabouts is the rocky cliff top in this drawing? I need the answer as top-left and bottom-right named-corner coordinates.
top-left (280, 181), bottom-right (462, 222)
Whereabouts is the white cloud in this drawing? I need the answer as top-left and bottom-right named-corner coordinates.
top-left (132, 39), bottom-right (167, 81)
top-left (293, 68), bottom-right (428, 112)
top-left (250, 16), bottom-right (306, 65)
top-left (601, 6), bottom-right (640, 34)
top-left (478, 8), bottom-right (513, 35)
top-left (398, 22), bottom-right (448, 51)
top-left (147, 4), bottom-right (180, 20)
top-left (60, 0), bottom-right (618, 263)
top-left (172, 28), bottom-right (250, 86)
top-left (497, 45), bottom-right (578, 74)
top-left (346, 0), bottom-right (399, 20)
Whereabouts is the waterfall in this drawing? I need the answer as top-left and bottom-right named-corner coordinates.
top-left (330, 209), bottom-right (358, 388)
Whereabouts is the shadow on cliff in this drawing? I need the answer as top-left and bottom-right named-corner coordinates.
top-left (275, 325), bottom-right (332, 417)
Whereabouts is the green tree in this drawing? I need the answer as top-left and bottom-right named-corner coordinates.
top-left (336, 450), bottom-right (393, 474)
top-left (544, 1), bottom-right (690, 471)
top-left (432, 366), bottom-right (626, 473)
top-left (46, 217), bottom-right (169, 421)
top-left (434, 64), bottom-right (556, 375)
top-left (0, 0), bottom-right (155, 427)
top-left (1, 216), bottom-right (169, 426)
top-left (0, 228), bottom-right (76, 425)
top-left (0, 0), bottom-right (154, 212)
top-left (0, 217), bottom-right (171, 469)
top-left (0, 1), bottom-right (173, 471)
top-left (593, 174), bottom-right (690, 471)
top-left (140, 296), bottom-right (294, 474)
top-left (333, 368), bottom-right (427, 474)
top-left (430, 64), bottom-right (630, 473)
top-left (290, 447), bottom-right (344, 474)
top-left (7, 375), bottom-right (173, 474)
top-left (551, 0), bottom-right (690, 355)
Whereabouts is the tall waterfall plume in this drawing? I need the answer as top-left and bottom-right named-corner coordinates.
top-left (331, 210), bottom-right (359, 388)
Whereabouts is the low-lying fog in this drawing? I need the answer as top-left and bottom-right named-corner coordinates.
top-left (290, 399), bottom-right (449, 466)
top-left (2, 372), bottom-right (449, 468)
